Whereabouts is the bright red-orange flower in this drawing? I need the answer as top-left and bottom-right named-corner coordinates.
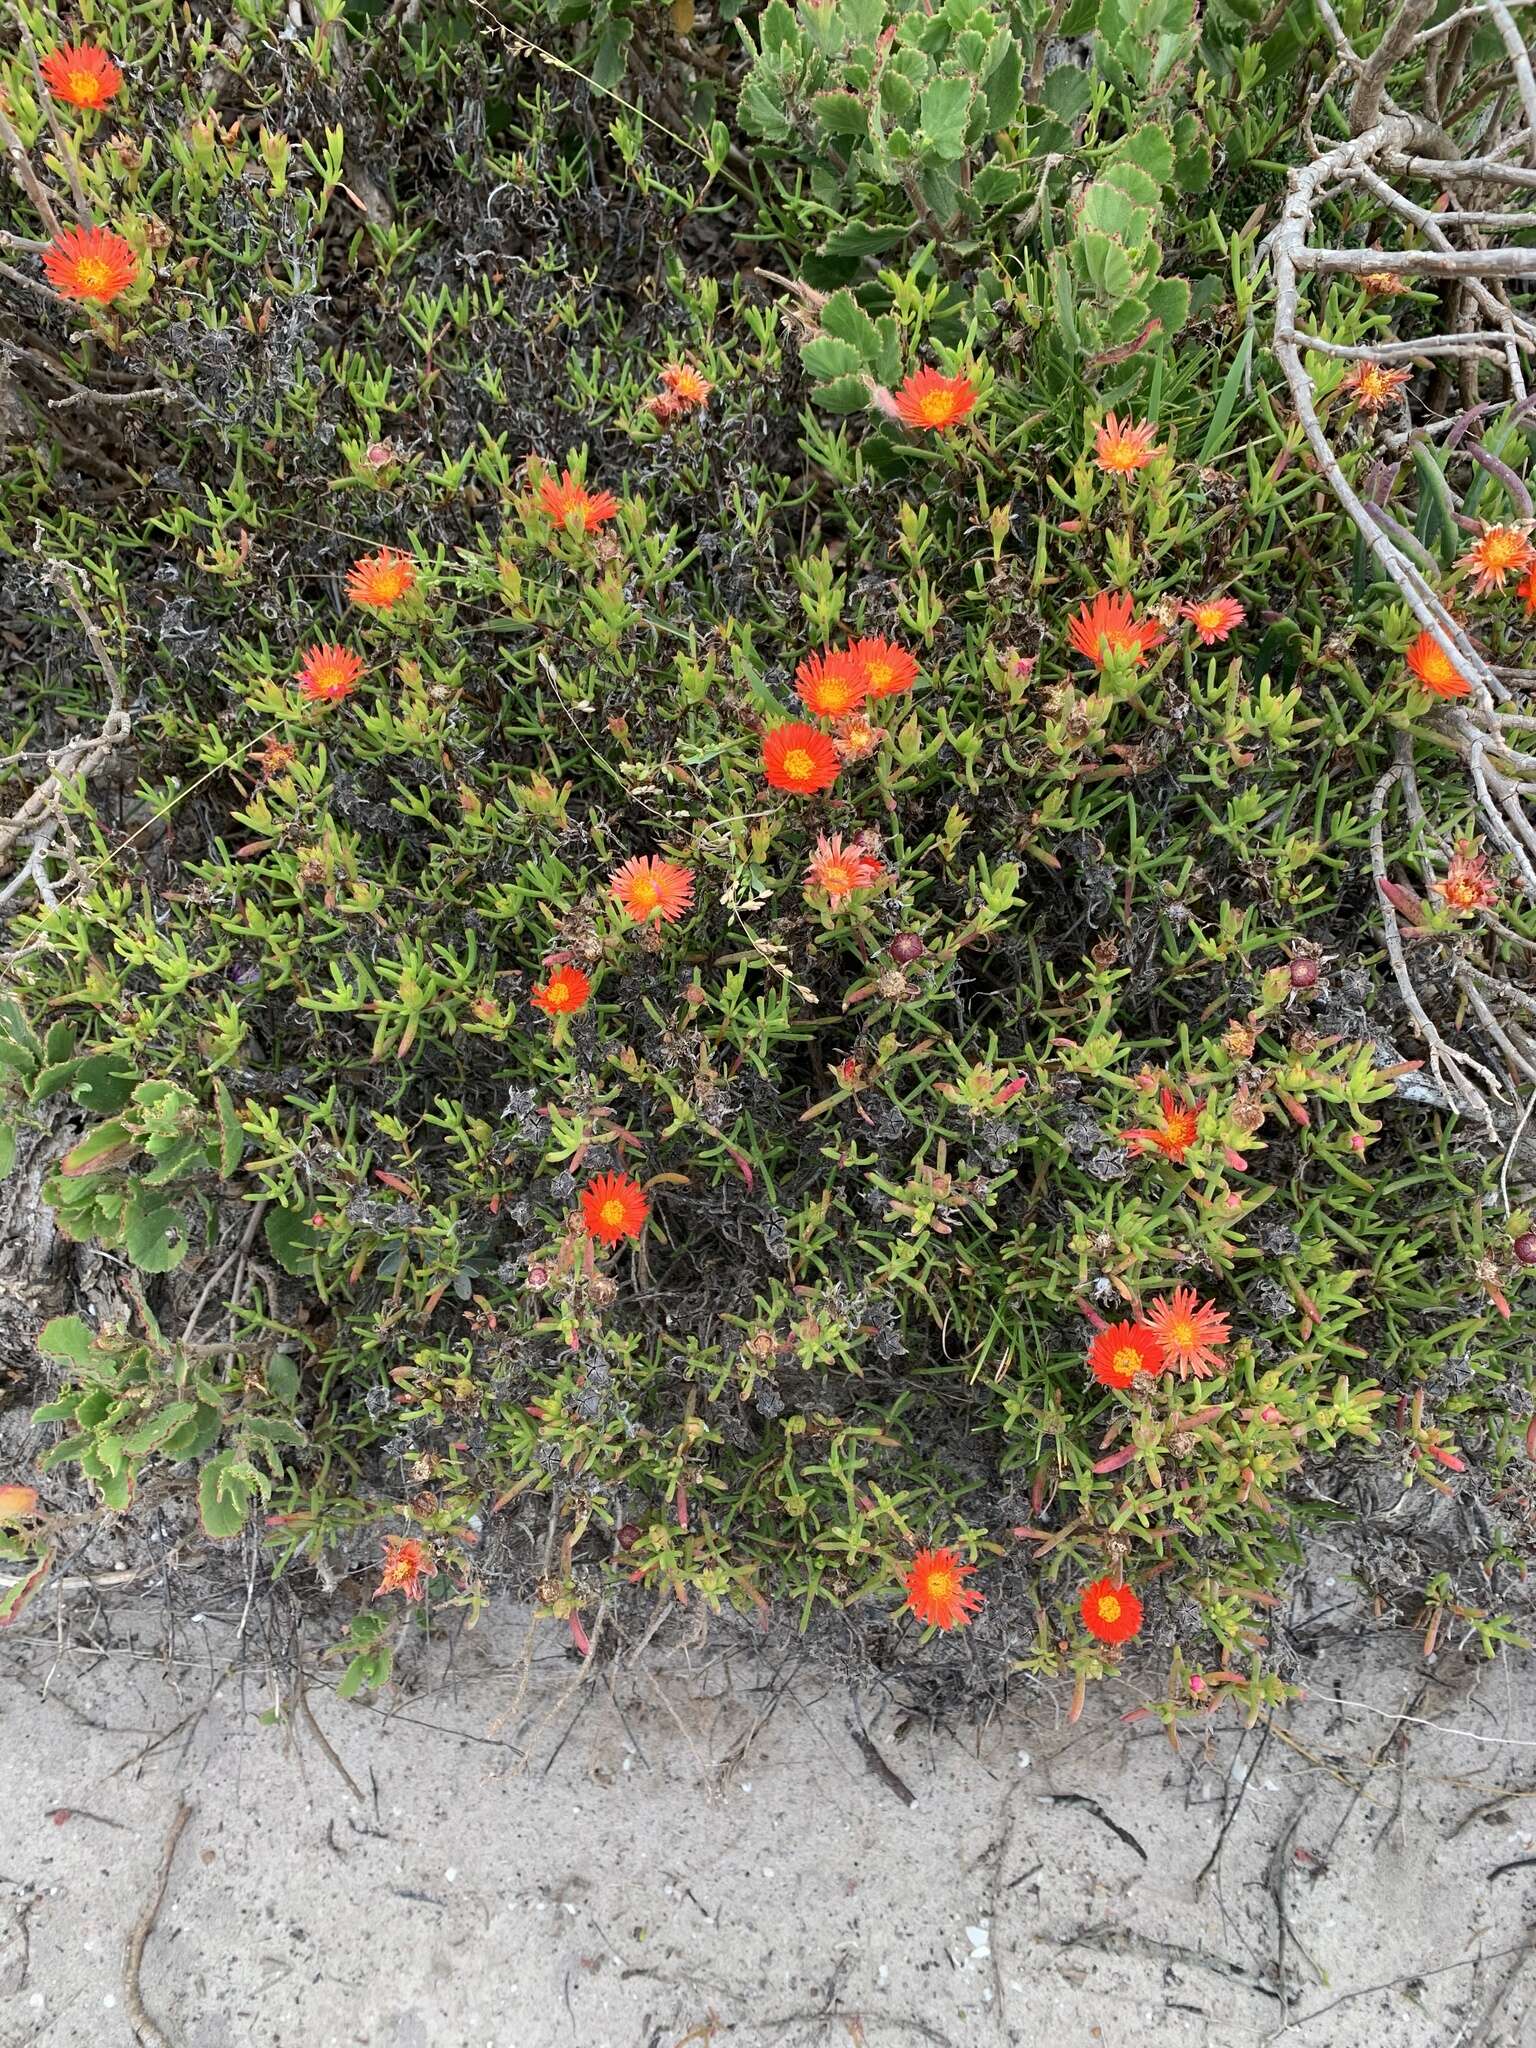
top-left (41, 42), bottom-right (123, 108)
top-left (539, 469), bottom-right (619, 533)
top-left (659, 361), bottom-right (711, 407)
top-left (531, 964), bottom-right (592, 1014)
top-left (1145, 1288), bottom-right (1231, 1380)
top-left (1067, 590), bottom-right (1164, 671)
top-left (42, 225), bottom-right (138, 304)
top-left (796, 648), bottom-right (867, 719)
top-left (1087, 1321), bottom-right (1166, 1389)
top-left (1459, 524), bottom-right (1535, 594)
top-left (1093, 412), bottom-right (1162, 473)
top-left (1405, 630), bottom-right (1471, 700)
top-left (805, 833), bottom-right (883, 905)
top-left (375, 1535), bottom-right (434, 1602)
top-left (1179, 595), bottom-right (1246, 645)
top-left (1339, 360), bottom-right (1411, 415)
top-left (610, 854), bottom-right (694, 924)
top-left (1433, 843), bottom-right (1498, 915)
top-left (763, 721), bottom-right (840, 795)
top-left (903, 1547), bottom-right (983, 1631)
top-left (296, 642), bottom-right (365, 703)
top-left (892, 367), bottom-right (978, 432)
top-left (346, 547), bottom-right (416, 611)
top-left (848, 635), bottom-right (919, 699)
top-left (1081, 1577), bottom-right (1142, 1645)
top-left (1519, 565), bottom-right (1536, 615)
top-left (1123, 1087), bottom-right (1202, 1164)
top-left (581, 1171), bottom-right (649, 1246)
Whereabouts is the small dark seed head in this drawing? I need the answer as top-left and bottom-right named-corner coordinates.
top-left (1288, 955), bottom-right (1320, 990)
top-left (1513, 1232), bottom-right (1536, 1268)
top-left (616, 1522), bottom-right (643, 1550)
top-left (889, 932), bottom-right (925, 964)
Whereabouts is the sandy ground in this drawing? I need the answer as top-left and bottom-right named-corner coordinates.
top-left (0, 1597), bottom-right (1533, 2048)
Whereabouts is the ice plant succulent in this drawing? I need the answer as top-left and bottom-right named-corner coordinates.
top-left (1087, 1321), bottom-right (1166, 1389)
top-left (795, 649), bottom-right (867, 719)
top-left (1405, 630), bottom-right (1472, 700)
top-left (1122, 1087), bottom-right (1201, 1164)
top-left (805, 834), bottom-right (883, 905)
top-left (41, 42), bottom-right (123, 108)
top-left (610, 854), bottom-right (694, 924)
top-left (1067, 591), bottom-right (1164, 671)
top-left (1080, 1578), bottom-right (1142, 1646)
top-left (42, 225), bottom-right (138, 305)
top-left (296, 643), bottom-right (365, 704)
top-left (658, 362), bottom-right (711, 407)
top-left (891, 367), bottom-right (978, 432)
top-left (1145, 1288), bottom-right (1231, 1380)
top-left (903, 1547), bottom-right (983, 1631)
top-left (346, 547), bottom-right (417, 611)
top-left (1092, 412), bottom-right (1162, 473)
top-left (1433, 844), bottom-right (1498, 915)
top-left (530, 964), bottom-right (591, 1014)
top-left (1458, 524), bottom-right (1536, 594)
top-left (763, 721), bottom-right (839, 795)
top-left (1179, 595), bottom-right (1246, 645)
top-left (848, 635), bottom-right (918, 699)
top-left (581, 1171), bottom-right (649, 1246)
top-left (1338, 361), bottom-right (1411, 415)
top-left (539, 469), bottom-right (619, 532)
top-left (375, 1535), bottom-right (434, 1602)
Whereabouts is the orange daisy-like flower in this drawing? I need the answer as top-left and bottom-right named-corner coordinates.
top-left (346, 547), bottom-right (417, 612)
top-left (1339, 360), bottom-right (1411, 415)
top-left (41, 225), bottom-right (138, 305)
top-left (374, 1535), bottom-right (435, 1602)
top-left (848, 635), bottom-right (919, 700)
top-left (531, 964), bottom-right (592, 1014)
top-left (296, 642), bottom-right (365, 703)
top-left (796, 648), bottom-right (867, 719)
top-left (1086, 1321), bottom-right (1166, 1389)
top-left (1122, 1087), bottom-right (1202, 1164)
top-left (539, 469), bottom-right (620, 533)
top-left (833, 710), bottom-right (885, 763)
top-left (581, 1171), bottom-right (649, 1246)
top-left (1433, 843), bottom-right (1498, 915)
top-left (1081, 1577), bottom-right (1142, 1646)
top-left (1093, 412), bottom-right (1162, 473)
top-left (891, 367), bottom-right (978, 433)
top-left (610, 854), bottom-right (695, 924)
top-left (1405, 630), bottom-right (1471, 700)
top-left (1179, 595), bottom-right (1246, 645)
top-left (41, 42), bottom-right (123, 109)
top-left (763, 721), bottom-right (840, 795)
top-left (1458, 524), bottom-right (1536, 595)
top-left (1520, 565), bottom-right (1536, 615)
top-left (1067, 590), bottom-right (1165, 671)
top-left (1144, 1287), bottom-right (1231, 1381)
top-left (805, 833), bottom-right (883, 905)
top-left (903, 1547), bottom-right (984, 1631)
top-left (659, 361), bottom-right (712, 408)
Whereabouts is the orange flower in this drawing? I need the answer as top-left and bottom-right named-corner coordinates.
top-left (1067, 590), bottom-right (1164, 671)
top-left (0, 1484), bottom-right (40, 1521)
top-left (848, 635), bottom-right (919, 699)
top-left (1339, 360), bottom-right (1411, 415)
top-left (1179, 595), bottom-right (1246, 645)
top-left (581, 1171), bottom-right (649, 1246)
top-left (1086, 1321), bottom-right (1166, 1389)
top-left (1518, 564), bottom-right (1536, 614)
top-left (296, 642), bottom-right (364, 703)
top-left (346, 547), bottom-right (416, 611)
top-left (1122, 1086), bottom-right (1201, 1164)
top-left (891, 367), bottom-right (978, 432)
top-left (796, 648), bottom-right (867, 719)
top-left (659, 361), bottom-right (711, 408)
top-left (903, 1547), bottom-right (983, 1631)
top-left (805, 833), bottom-right (883, 904)
top-left (1081, 1577), bottom-right (1142, 1646)
top-left (531, 964), bottom-right (592, 1014)
top-left (1144, 1287), bottom-right (1231, 1380)
top-left (1459, 524), bottom-right (1536, 594)
top-left (1433, 842), bottom-right (1498, 915)
top-left (41, 42), bottom-right (123, 109)
top-left (1093, 412), bottom-right (1162, 473)
top-left (539, 469), bottom-right (619, 533)
top-left (1361, 271), bottom-right (1409, 298)
top-left (833, 710), bottom-right (885, 763)
top-left (1405, 630), bottom-right (1471, 700)
top-left (763, 721), bottom-right (840, 794)
top-left (610, 854), bottom-right (695, 924)
top-left (41, 225), bottom-right (138, 305)
top-left (374, 1535), bottom-right (434, 1602)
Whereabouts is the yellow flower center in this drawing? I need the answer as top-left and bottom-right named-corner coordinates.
top-left (371, 564), bottom-right (409, 600)
top-left (1482, 532), bottom-right (1523, 570)
top-left (1097, 1593), bottom-right (1122, 1623)
top-left (73, 255), bottom-right (112, 293)
top-left (925, 1569), bottom-right (955, 1601)
top-left (865, 659), bottom-right (893, 689)
top-left (784, 748), bottom-right (815, 781)
top-left (600, 1198), bottom-right (627, 1228)
top-left (918, 390), bottom-right (958, 425)
top-left (1167, 1318), bottom-right (1197, 1350)
top-left (1113, 1346), bottom-right (1143, 1378)
top-left (821, 862), bottom-right (854, 892)
top-left (631, 877), bottom-right (659, 909)
top-left (546, 979), bottom-right (569, 1004)
top-left (69, 69), bottom-right (102, 102)
top-left (1194, 606), bottom-right (1224, 632)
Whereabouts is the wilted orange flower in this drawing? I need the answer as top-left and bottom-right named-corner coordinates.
top-left (1087, 1321), bottom-right (1166, 1388)
top-left (0, 1484), bottom-right (40, 1521)
top-left (531, 964), bottom-right (591, 1014)
top-left (346, 547), bottom-right (416, 611)
top-left (296, 642), bottom-right (365, 703)
top-left (1433, 842), bottom-right (1498, 915)
top-left (1067, 590), bottom-right (1165, 671)
top-left (539, 469), bottom-right (619, 532)
top-left (1361, 271), bottom-right (1409, 297)
top-left (903, 1547), bottom-right (983, 1631)
top-left (833, 710), bottom-right (885, 763)
top-left (375, 1535), bottom-right (434, 1602)
top-left (763, 721), bottom-right (839, 794)
top-left (1179, 595), bottom-right (1246, 645)
top-left (1458, 524), bottom-right (1536, 594)
top-left (41, 42), bottom-right (123, 108)
top-left (659, 362), bottom-right (711, 407)
top-left (1405, 630), bottom-right (1471, 700)
top-left (42, 225), bottom-right (138, 304)
top-left (1081, 1577), bottom-right (1142, 1645)
top-left (1339, 360), bottom-right (1411, 415)
top-left (581, 1171), bottom-right (649, 1246)
top-left (848, 635), bottom-right (918, 699)
top-left (1093, 412), bottom-right (1162, 473)
top-left (796, 648), bottom-right (867, 718)
top-left (805, 833), bottom-right (883, 904)
top-left (1145, 1288), bottom-right (1231, 1380)
top-left (610, 854), bottom-right (694, 924)
top-left (1123, 1086), bottom-right (1201, 1164)
top-left (892, 367), bottom-right (978, 432)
